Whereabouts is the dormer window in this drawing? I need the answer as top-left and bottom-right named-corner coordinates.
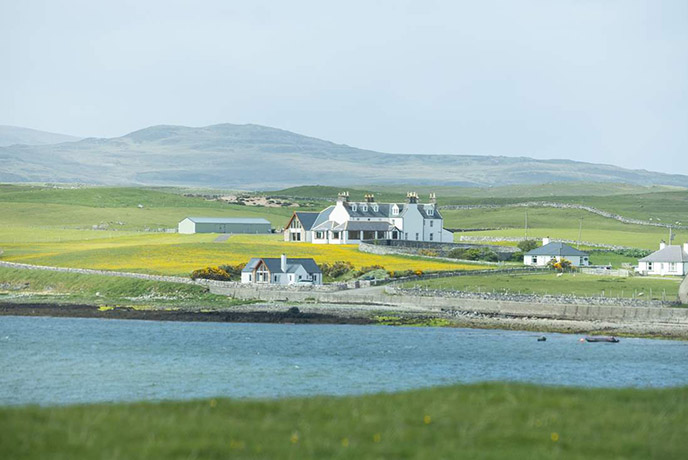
top-left (392, 204), bottom-right (399, 215)
top-left (362, 204), bottom-right (367, 212)
top-left (351, 204), bottom-right (357, 212)
top-left (428, 208), bottom-right (434, 216)
top-left (372, 204), bottom-right (379, 212)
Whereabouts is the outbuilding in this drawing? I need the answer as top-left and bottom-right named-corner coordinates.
top-left (637, 241), bottom-right (688, 276)
top-left (524, 238), bottom-right (590, 267)
top-left (178, 217), bottom-right (271, 234)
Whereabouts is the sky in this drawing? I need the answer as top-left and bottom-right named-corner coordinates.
top-left (1, 0), bottom-right (687, 173)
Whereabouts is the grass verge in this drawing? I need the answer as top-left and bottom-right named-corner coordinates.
top-left (1, 383), bottom-right (686, 459)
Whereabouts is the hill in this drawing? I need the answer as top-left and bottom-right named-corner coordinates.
top-left (1, 123), bottom-right (687, 188)
top-left (0, 125), bottom-right (80, 147)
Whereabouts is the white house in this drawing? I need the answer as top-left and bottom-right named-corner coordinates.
top-left (284, 192), bottom-right (453, 245)
top-left (241, 254), bottom-right (323, 285)
top-left (524, 238), bottom-right (590, 267)
top-left (637, 241), bottom-right (688, 276)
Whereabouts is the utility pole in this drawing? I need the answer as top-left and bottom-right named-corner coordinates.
top-left (525, 210), bottom-right (528, 239)
top-left (577, 217), bottom-right (583, 249)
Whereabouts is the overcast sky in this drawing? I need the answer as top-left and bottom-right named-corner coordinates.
top-left (2, 0), bottom-right (686, 173)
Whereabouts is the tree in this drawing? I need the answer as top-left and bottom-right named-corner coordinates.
top-left (518, 239), bottom-right (539, 253)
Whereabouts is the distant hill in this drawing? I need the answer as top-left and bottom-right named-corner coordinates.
top-left (0, 125), bottom-right (80, 147)
top-left (1, 123), bottom-right (687, 188)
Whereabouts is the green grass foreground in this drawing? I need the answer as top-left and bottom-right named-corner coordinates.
top-left (1, 383), bottom-right (686, 459)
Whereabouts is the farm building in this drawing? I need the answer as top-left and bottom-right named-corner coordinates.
top-left (636, 241), bottom-right (688, 276)
top-left (524, 238), bottom-right (590, 267)
top-left (178, 217), bottom-right (271, 234)
top-left (241, 255), bottom-right (322, 285)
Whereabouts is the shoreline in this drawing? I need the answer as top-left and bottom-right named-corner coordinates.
top-left (2, 300), bottom-right (687, 340)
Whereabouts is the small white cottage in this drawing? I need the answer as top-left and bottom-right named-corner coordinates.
top-left (241, 255), bottom-right (322, 285)
top-left (637, 241), bottom-right (688, 276)
top-left (523, 238), bottom-right (590, 267)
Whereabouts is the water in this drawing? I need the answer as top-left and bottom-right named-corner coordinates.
top-left (1, 316), bottom-right (687, 406)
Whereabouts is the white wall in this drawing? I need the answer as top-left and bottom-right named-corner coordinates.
top-left (638, 261), bottom-right (687, 276)
top-left (178, 218), bottom-right (196, 234)
top-left (524, 255), bottom-right (588, 266)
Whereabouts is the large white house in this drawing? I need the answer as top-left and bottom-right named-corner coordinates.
top-left (284, 192), bottom-right (453, 244)
top-left (524, 238), bottom-right (590, 267)
top-left (241, 255), bottom-right (323, 285)
top-left (637, 241), bottom-right (688, 276)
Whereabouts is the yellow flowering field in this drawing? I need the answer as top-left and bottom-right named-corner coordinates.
top-left (1, 231), bottom-right (489, 276)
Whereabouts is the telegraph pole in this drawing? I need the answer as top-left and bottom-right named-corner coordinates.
top-left (525, 210), bottom-right (528, 239)
top-left (577, 217), bottom-right (583, 248)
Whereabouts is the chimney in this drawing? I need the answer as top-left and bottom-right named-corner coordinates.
top-left (364, 193), bottom-right (375, 203)
top-left (659, 240), bottom-right (666, 250)
top-left (281, 254), bottom-right (287, 272)
top-left (337, 191), bottom-right (349, 203)
top-left (683, 242), bottom-right (688, 254)
top-left (429, 192), bottom-right (437, 204)
top-left (406, 192), bottom-right (418, 204)
top-left (542, 237), bottom-right (551, 246)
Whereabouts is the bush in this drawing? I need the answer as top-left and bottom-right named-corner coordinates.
top-left (319, 261), bottom-right (355, 279)
top-left (418, 249), bottom-right (439, 257)
top-left (547, 258), bottom-right (572, 271)
top-left (448, 247), bottom-right (499, 262)
top-left (511, 251), bottom-right (524, 262)
top-left (190, 266), bottom-right (232, 281)
top-left (518, 240), bottom-right (540, 253)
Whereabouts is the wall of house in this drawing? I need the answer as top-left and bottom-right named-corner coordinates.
top-left (638, 261), bottom-right (688, 276)
top-left (524, 255), bottom-right (587, 266)
top-left (178, 219), bottom-right (196, 234)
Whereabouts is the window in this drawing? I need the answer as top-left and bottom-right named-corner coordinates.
top-left (274, 275), bottom-right (278, 282)
top-left (248, 274), bottom-right (252, 281)
top-left (670, 262), bottom-right (677, 271)
top-left (392, 205), bottom-right (399, 215)
top-left (415, 233), bottom-right (419, 241)
top-left (648, 262), bottom-right (653, 271)
top-left (333, 231), bottom-right (340, 239)
top-left (372, 204), bottom-right (379, 212)
top-left (362, 204), bottom-right (367, 212)
top-left (429, 233), bottom-right (433, 241)
top-left (348, 230), bottom-right (360, 240)
top-left (430, 221), bottom-right (434, 227)
top-left (428, 208), bottom-right (434, 216)
top-left (351, 204), bottom-right (357, 212)
top-left (316, 231), bottom-right (324, 239)
top-left (363, 230), bottom-right (375, 240)
top-left (405, 232), bottom-right (408, 239)
top-left (392, 231), bottom-right (398, 240)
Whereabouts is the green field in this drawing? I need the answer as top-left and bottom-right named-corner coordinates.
top-left (1, 383), bottom-right (686, 459)
top-left (402, 273), bottom-right (682, 300)
top-left (445, 207), bottom-right (682, 249)
top-left (0, 266), bottom-right (245, 309)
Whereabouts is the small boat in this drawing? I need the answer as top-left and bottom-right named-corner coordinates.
top-left (584, 336), bottom-right (619, 343)
top-left (537, 336), bottom-right (547, 342)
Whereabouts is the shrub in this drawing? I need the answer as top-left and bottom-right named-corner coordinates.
top-left (517, 240), bottom-right (540, 253)
top-left (448, 247), bottom-right (498, 262)
top-left (418, 249), bottom-right (439, 257)
top-left (319, 261), bottom-right (355, 279)
top-left (190, 266), bottom-right (232, 281)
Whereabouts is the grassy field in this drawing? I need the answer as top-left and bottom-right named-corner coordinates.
top-left (0, 266), bottom-right (245, 309)
top-left (444, 207), bottom-right (681, 249)
top-left (1, 233), bottom-right (485, 276)
top-left (402, 273), bottom-right (682, 300)
top-left (1, 383), bottom-right (686, 459)
top-left (0, 185), bottom-right (486, 275)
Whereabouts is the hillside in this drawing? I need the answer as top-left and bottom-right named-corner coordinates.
top-left (0, 125), bottom-right (80, 147)
top-left (1, 123), bottom-right (687, 188)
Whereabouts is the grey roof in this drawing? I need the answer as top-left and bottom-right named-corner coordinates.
top-left (311, 206), bottom-right (334, 228)
top-left (185, 217), bottom-right (270, 224)
top-left (526, 242), bottom-right (589, 257)
top-left (639, 245), bottom-right (688, 263)
top-left (242, 257), bottom-right (321, 274)
top-left (343, 221), bottom-right (398, 231)
top-left (338, 202), bottom-right (442, 220)
top-left (293, 212), bottom-right (319, 230)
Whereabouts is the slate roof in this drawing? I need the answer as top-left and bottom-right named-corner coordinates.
top-left (242, 257), bottom-right (321, 274)
top-left (293, 212), bottom-right (319, 230)
top-left (342, 202), bottom-right (442, 219)
top-left (639, 245), bottom-right (688, 263)
top-left (185, 217), bottom-right (270, 224)
top-left (526, 242), bottom-right (589, 257)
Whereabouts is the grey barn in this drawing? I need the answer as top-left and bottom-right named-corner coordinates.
top-left (178, 217), bottom-right (272, 234)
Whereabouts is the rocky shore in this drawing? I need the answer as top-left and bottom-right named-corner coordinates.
top-left (1, 299), bottom-right (687, 340)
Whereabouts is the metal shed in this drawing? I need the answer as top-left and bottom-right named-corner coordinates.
top-left (178, 217), bottom-right (272, 234)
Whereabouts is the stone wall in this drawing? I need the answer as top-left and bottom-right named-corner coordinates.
top-left (679, 275), bottom-right (688, 305)
top-left (358, 239), bottom-right (517, 261)
top-left (457, 235), bottom-right (634, 251)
